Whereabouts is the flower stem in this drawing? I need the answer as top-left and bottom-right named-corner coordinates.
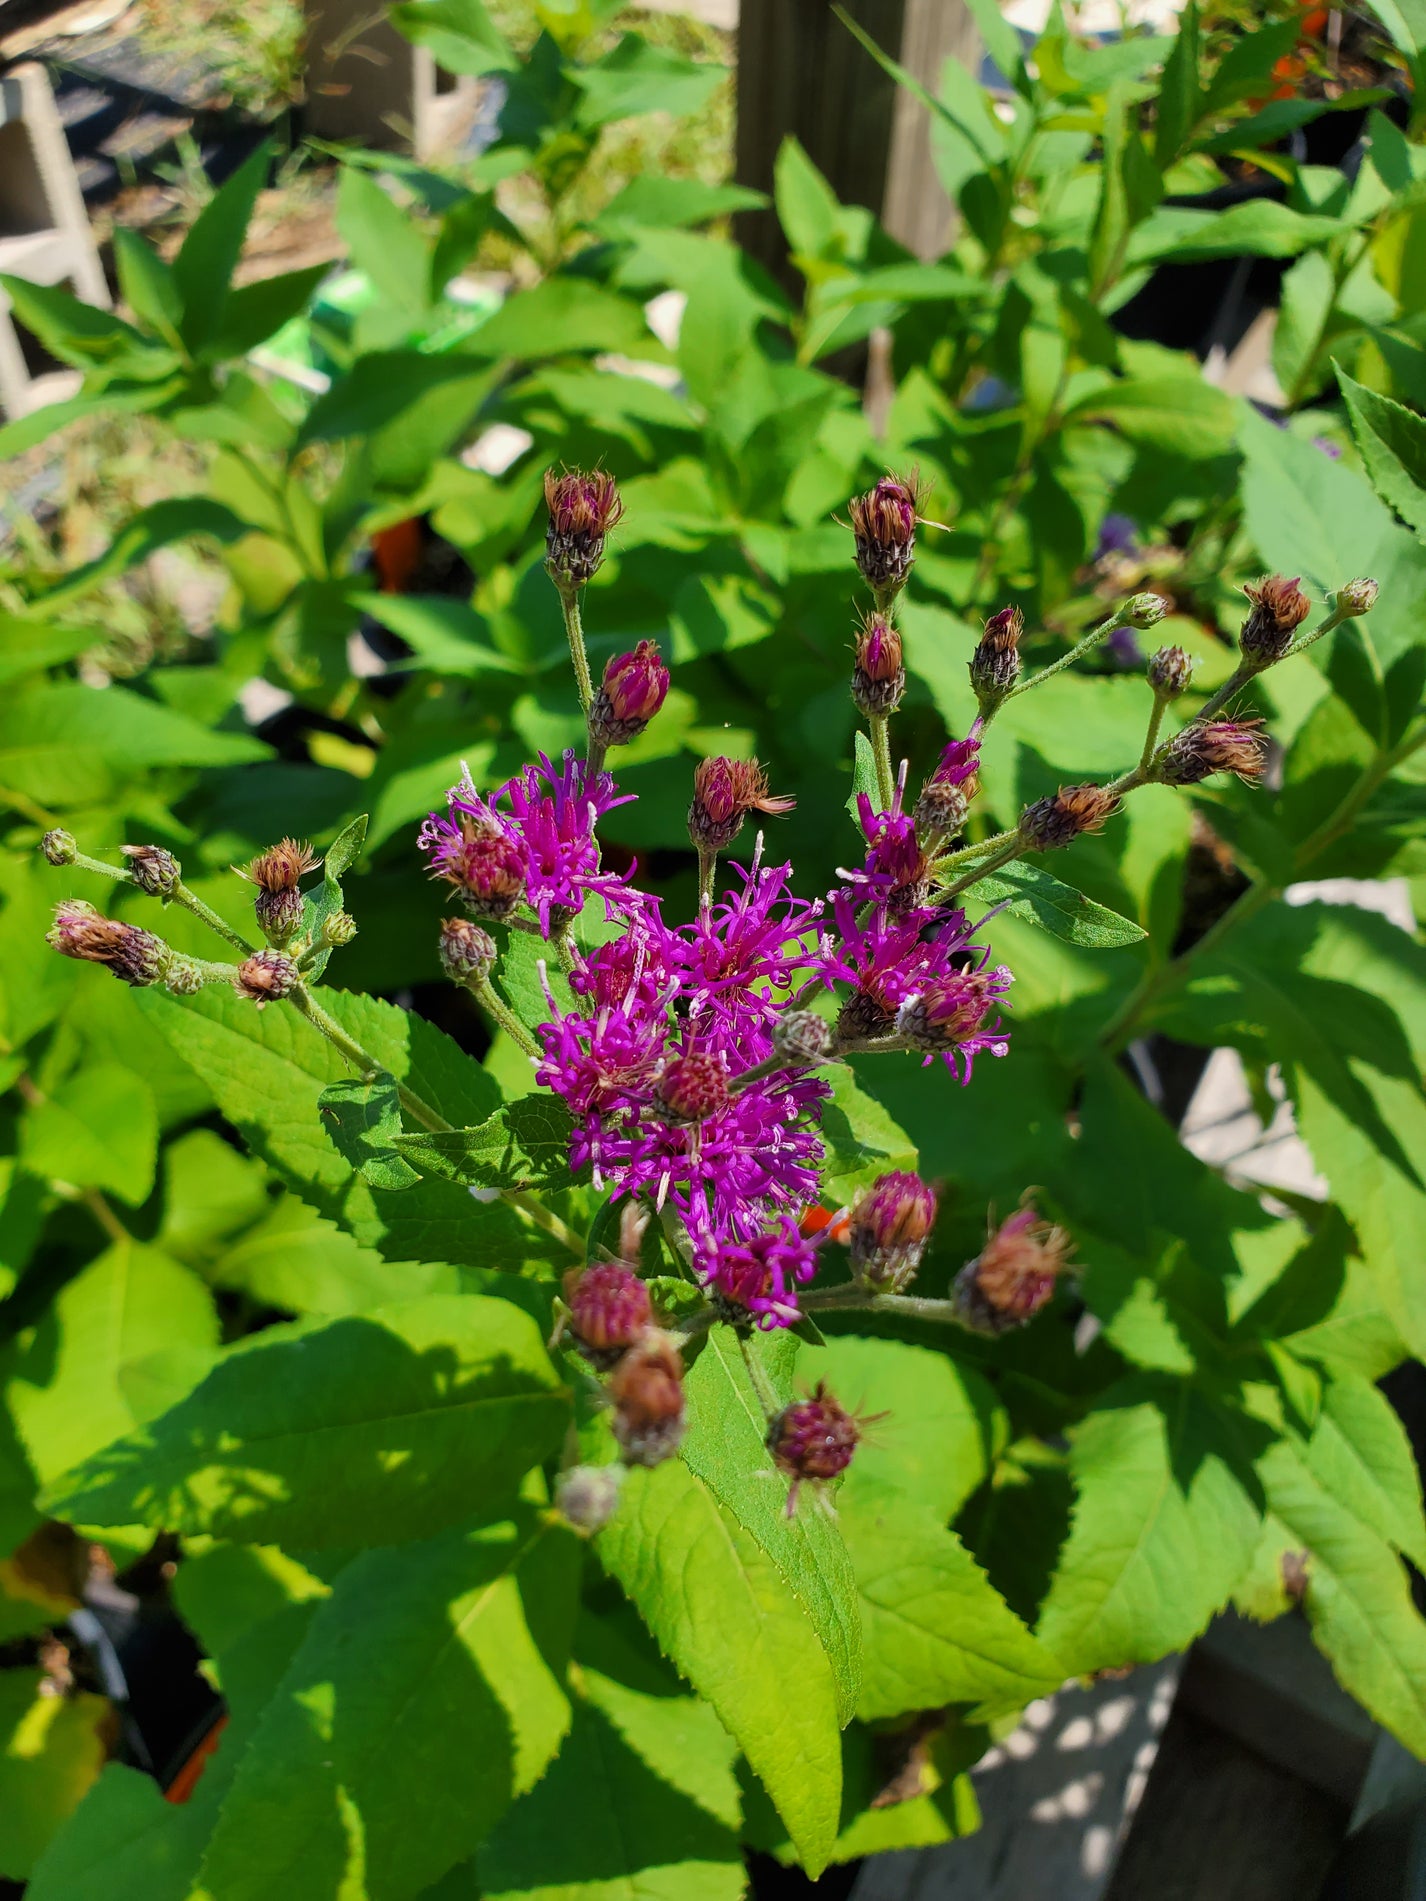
top-left (697, 847), bottom-right (718, 909)
top-left (289, 985), bottom-right (453, 1132)
top-left (868, 713), bottom-right (895, 811)
top-left (67, 848), bottom-right (258, 954)
top-left (506, 1191), bottom-right (583, 1257)
top-left (1003, 604), bottom-right (1128, 701)
top-left (938, 837), bottom-right (1023, 902)
top-left (800, 1283), bottom-right (974, 1328)
top-left (469, 977), bottom-right (542, 1059)
top-left (1139, 697), bottom-right (1170, 772)
top-left (929, 827), bottom-right (1021, 874)
top-left (558, 584), bottom-right (594, 714)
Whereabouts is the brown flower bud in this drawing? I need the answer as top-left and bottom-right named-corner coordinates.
top-left (848, 474), bottom-right (921, 597)
top-left (544, 467), bottom-right (623, 588)
top-left (1240, 575), bottom-right (1311, 668)
top-left (851, 612), bottom-right (905, 717)
top-left (1019, 783), bottom-right (1121, 851)
top-left (1159, 719), bottom-right (1267, 786)
top-left (47, 902), bottom-right (169, 986)
top-left (609, 1331), bottom-right (686, 1467)
top-left (122, 843), bottom-right (181, 898)
top-left (242, 838), bottom-right (318, 943)
top-left (969, 605), bottom-right (1023, 707)
top-left (235, 950), bottom-right (298, 1006)
top-left (439, 917), bottom-right (497, 984)
top-left (1147, 645), bottom-right (1194, 700)
top-left (563, 1260), bottom-right (654, 1368)
top-left (688, 757), bottom-right (795, 856)
top-left (951, 1203), bottom-right (1070, 1334)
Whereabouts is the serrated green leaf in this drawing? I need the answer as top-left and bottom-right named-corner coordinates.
top-left (21, 1064), bottom-right (158, 1205)
top-left (817, 1065), bottom-right (918, 1203)
top-left (1035, 1382), bottom-right (1263, 1676)
top-left (192, 1513), bottom-right (576, 1901)
top-left (841, 1491), bottom-right (1064, 1723)
top-left (966, 863), bottom-right (1146, 948)
top-left (1339, 364), bottom-right (1426, 536)
top-left (319, 1071), bottom-right (421, 1190)
top-left (41, 1295), bottom-right (570, 1546)
top-left (207, 1195), bottom-right (465, 1316)
top-left (396, 1096), bottom-right (577, 1192)
top-left (597, 1457), bottom-right (845, 1878)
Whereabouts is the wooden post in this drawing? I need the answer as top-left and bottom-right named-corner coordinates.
top-left (734, 0), bottom-right (978, 287)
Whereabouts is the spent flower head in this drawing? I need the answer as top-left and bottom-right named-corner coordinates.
top-left (544, 467), bottom-right (622, 588)
top-left (1240, 575), bottom-right (1311, 668)
top-left (951, 1202), bottom-right (1070, 1333)
top-left (1160, 719), bottom-right (1267, 786)
top-left (1020, 784), bottom-right (1122, 851)
top-left (47, 902), bottom-right (169, 986)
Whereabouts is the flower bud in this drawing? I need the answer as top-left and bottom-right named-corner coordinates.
top-left (768, 1383), bottom-right (860, 1506)
top-left (1240, 575), bottom-right (1310, 668)
top-left (242, 838), bottom-right (318, 943)
top-left (896, 972), bottom-right (997, 1054)
top-left (969, 606), bottom-right (1023, 708)
top-left (563, 1259), bottom-right (653, 1368)
top-left (609, 1331), bottom-right (686, 1467)
top-left (1123, 593), bottom-right (1169, 630)
top-left (772, 1009), bottom-right (834, 1066)
top-left (951, 1204), bottom-right (1069, 1334)
top-left (851, 613), bottom-right (905, 717)
top-left (544, 467), bottom-right (623, 589)
top-left (656, 1050), bottom-right (730, 1124)
top-left (439, 917), bottom-right (497, 985)
top-left (849, 1171), bottom-right (937, 1290)
top-left (912, 779), bottom-right (968, 841)
top-left (555, 1463), bottom-right (625, 1535)
top-left (121, 843), bottom-right (181, 898)
top-left (321, 911), bottom-right (358, 949)
top-left (165, 958), bottom-right (205, 996)
top-left (47, 902), bottom-right (169, 986)
top-left (688, 757), bottom-right (795, 856)
top-left (1147, 645), bottom-right (1194, 700)
top-left (589, 640), bottom-right (669, 749)
top-left (235, 950), bottom-right (298, 1006)
top-left (849, 475), bottom-right (921, 597)
top-left (1019, 783), bottom-right (1121, 851)
top-left (1159, 718), bottom-right (1267, 786)
top-left (40, 829), bottom-right (77, 867)
top-left (427, 815), bottom-right (526, 921)
top-left (1336, 576), bottom-right (1378, 618)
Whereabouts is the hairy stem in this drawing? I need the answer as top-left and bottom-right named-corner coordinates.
top-left (800, 1283), bottom-right (974, 1328)
top-left (558, 584), bottom-right (594, 714)
top-left (697, 847), bottom-right (718, 909)
top-left (469, 978), bottom-right (542, 1059)
top-left (1004, 604), bottom-right (1130, 703)
top-left (938, 837), bottom-right (1023, 902)
top-left (67, 848), bottom-right (258, 955)
top-left (290, 986), bottom-right (453, 1132)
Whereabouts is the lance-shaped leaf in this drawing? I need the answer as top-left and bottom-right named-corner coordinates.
top-left (396, 1097), bottom-right (578, 1193)
top-left (1338, 364), bottom-right (1426, 538)
top-left (963, 863), bottom-right (1146, 949)
top-left (42, 1296), bottom-right (570, 1547)
top-left (193, 1513), bottom-right (578, 1901)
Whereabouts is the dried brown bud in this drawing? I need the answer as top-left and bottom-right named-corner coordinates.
top-left (1019, 783), bottom-right (1122, 851)
top-left (242, 838), bottom-right (318, 893)
top-left (544, 467), bottom-right (623, 588)
top-left (970, 605), bottom-right (1023, 706)
top-left (609, 1331), bottom-right (686, 1467)
top-left (47, 902), bottom-right (169, 986)
top-left (235, 950), bottom-right (298, 1006)
top-left (688, 757), bottom-right (795, 856)
top-left (1159, 718), bottom-right (1267, 786)
top-left (122, 843), bottom-right (181, 898)
top-left (1240, 575), bottom-right (1311, 668)
top-left (851, 612), bottom-right (905, 716)
top-left (848, 474), bottom-right (922, 597)
top-left (1147, 645), bottom-right (1194, 700)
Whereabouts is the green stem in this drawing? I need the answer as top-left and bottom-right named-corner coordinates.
top-left (800, 1284), bottom-right (973, 1328)
top-left (1139, 697), bottom-right (1170, 773)
top-left (290, 985), bottom-right (453, 1132)
top-left (697, 848), bottom-right (718, 909)
top-left (557, 584), bottom-right (594, 714)
top-left (1005, 604), bottom-right (1128, 702)
top-left (867, 713), bottom-right (895, 811)
top-left (469, 978), bottom-right (542, 1060)
top-left (929, 827), bottom-right (1022, 874)
top-left (939, 837), bottom-right (1023, 903)
top-left (506, 1191), bottom-right (583, 1258)
top-left (175, 881), bottom-right (259, 955)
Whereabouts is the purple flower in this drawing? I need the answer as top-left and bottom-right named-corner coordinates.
top-left (674, 848), bottom-right (823, 1040)
top-left (895, 963), bottom-right (1013, 1081)
top-left (930, 722), bottom-right (982, 791)
top-left (841, 790), bottom-right (926, 907)
top-left (1095, 513), bottom-right (1139, 559)
top-left (693, 1213), bottom-right (820, 1328)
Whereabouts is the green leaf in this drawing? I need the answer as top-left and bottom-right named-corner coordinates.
top-left (1337, 363), bottom-right (1426, 537)
top-left (172, 142), bottom-right (270, 353)
top-left (395, 1097), bottom-right (578, 1192)
top-left (318, 1072), bottom-right (421, 1190)
top-left (1035, 1382), bottom-right (1263, 1676)
top-left (297, 351), bottom-right (497, 448)
top-left (841, 1491), bottom-right (1064, 1723)
top-left (208, 1195), bottom-right (468, 1316)
top-left (337, 167), bottom-right (434, 318)
top-left (4, 1240), bottom-right (218, 1490)
top-left (817, 1065), bottom-right (919, 1203)
top-left (35, 501), bottom-right (254, 612)
top-left (476, 1614), bottom-right (744, 1901)
top-left (194, 1512), bottom-right (577, 1901)
top-left (390, 0), bottom-right (518, 75)
top-left (1062, 374), bottom-right (1236, 459)
top-left (597, 1457), bottom-right (846, 1878)
top-left (21, 1064), bottom-right (158, 1205)
top-left (205, 263), bottom-right (330, 362)
top-left (0, 610), bottom-right (100, 685)
top-left (112, 227), bottom-right (181, 336)
top-left (0, 1672), bottom-right (108, 1879)
top-left (1155, 0), bottom-right (1201, 165)
top-left (846, 728), bottom-right (879, 820)
top-left (967, 862), bottom-right (1147, 949)
top-left (572, 33), bottom-right (726, 129)
top-left (594, 176), bottom-right (767, 234)
top-left (42, 1295), bottom-right (570, 1546)
top-left (0, 275), bottom-right (161, 371)
top-left (466, 278), bottom-right (666, 363)
top-left (350, 592), bottom-right (524, 677)
top-left (1128, 200), bottom-right (1343, 265)
top-left (301, 810), bottom-right (366, 981)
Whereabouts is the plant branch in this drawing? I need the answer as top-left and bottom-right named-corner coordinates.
top-left (1004, 603), bottom-right (1132, 703)
top-left (557, 584), bottom-right (594, 713)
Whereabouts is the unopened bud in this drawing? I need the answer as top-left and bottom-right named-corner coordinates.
top-left (589, 640), bottom-right (669, 749)
top-left (439, 917), bottom-right (497, 984)
top-left (563, 1260), bottom-right (653, 1368)
top-left (1159, 718), bottom-right (1267, 786)
top-left (851, 612), bottom-right (905, 717)
top-left (121, 844), bottom-right (180, 898)
top-left (1123, 593), bottom-right (1169, 631)
top-left (555, 1463), bottom-right (624, 1535)
top-left (768, 1383), bottom-right (860, 1507)
top-left (1147, 645), bottom-right (1194, 700)
top-left (609, 1331), bottom-right (686, 1467)
top-left (1336, 576), bottom-right (1378, 618)
top-left (1240, 575), bottom-right (1310, 668)
top-left (849, 1170), bottom-right (937, 1290)
top-left (47, 902), bottom-right (169, 986)
top-left (896, 972), bottom-right (998, 1055)
top-left (688, 757), bottom-right (794, 856)
top-left (256, 887), bottom-right (305, 943)
top-left (164, 958), bottom-right (205, 996)
top-left (1019, 783), bottom-right (1121, 851)
top-left (544, 467), bottom-right (623, 588)
top-left (321, 911), bottom-right (358, 948)
top-left (951, 1203), bottom-right (1069, 1334)
top-left (772, 1009), bottom-right (834, 1066)
top-left (914, 725), bottom-right (981, 840)
top-left (848, 474), bottom-right (921, 598)
top-left (40, 829), bottom-right (77, 867)
top-left (656, 1051), bottom-right (730, 1124)
top-left (235, 949), bottom-right (298, 1006)
top-left (969, 606), bottom-right (1023, 707)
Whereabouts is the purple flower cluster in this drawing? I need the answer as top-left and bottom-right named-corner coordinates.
top-left (422, 696), bottom-right (1012, 1328)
